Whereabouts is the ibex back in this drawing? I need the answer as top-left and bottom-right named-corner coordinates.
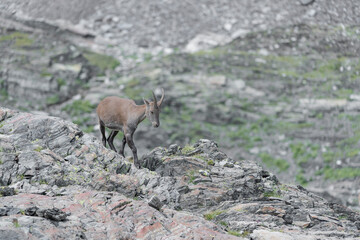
top-left (96, 89), bottom-right (165, 168)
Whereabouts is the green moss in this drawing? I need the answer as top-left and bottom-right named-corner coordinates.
top-left (219, 221), bottom-right (228, 227)
top-left (263, 189), bottom-right (282, 198)
top-left (338, 133), bottom-right (360, 147)
top-left (227, 230), bottom-right (241, 237)
top-left (13, 220), bottom-right (20, 228)
top-left (346, 149), bottom-right (359, 158)
top-left (143, 53), bottom-right (153, 62)
top-left (40, 71), bottom-right (52, 77)
top-left (316, 112), bottom-right (323, 119)
top-left (259, 153), bottom-right (289, 172)
top-left (207, 160), bottom-right (215, 166)
top-left (204, 210), bottom-right (225, 220)
top-left (186, 170), bottom-right (196, 184)
top-left (62, 100), bottom-right (94, 117)
top-left (192, 47), bottom-right (228, 57)
top-left (336, 88), bottom-right (353, 98)
top-left (84, 125), bottom-right (94, 133)
top-left (322, 151), bottom-right (337, 163)
top-left (122, 78), bottom-right (143, 99)
top-left (323, 166), bottom-right (360, 180)
top-left (39, 179), bottom-right (47, 185)
top-left (295, 171), bottom-right (308, 186)
top-left (181, 145), bottom-right (195, 154)
top-left (289, 142), bottom-right (318, 167)
top-left (277, 122), bottom-right (314, 132)
top-left (83, 51), bottom-right (120, 72)
top-left (46, 95), bottom-right (60, 105)
top-left (34, 146), bottom-right (43, 152)
top-left (303, 58), bottom-right (345, 81)
top-left (57, 78), bottom-right (66, 87)
top-left (0, 32), bottom-right (33, 48)
top-left (0, 85), bottom-right (8, 100)
top-left (73, 116), bottom-right (91, 125)
top-left (193, 154), bottom-right (206, 161)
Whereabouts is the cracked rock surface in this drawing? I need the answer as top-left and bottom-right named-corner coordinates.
top-left (0, 107), bottom-right (359, 239)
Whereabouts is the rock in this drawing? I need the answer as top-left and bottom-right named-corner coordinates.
top-left (148, 196), bottom-right (163, 211)
top-left (306, 9), bottom-right (317, 17)
top-left (0, 187), bottom-right (16, 197)
top-left (349, 94), bottom-right (360, 101)
top-left (299, 0), bottom-right (315, 6)
top-left (299, 99), bottom-right (347, 111)
top-left (0, 107), bottom-right (359, 239)
top-left (346, 101), bottom-right (360, 111)
top-left (167, 144), bottom-right (181, 155)
top-left (243, 86), bottom-right (265, 97)
top-left (36, 208), bottom-right (69, 221)
top-left (232, 79), bottom-right (246, 90)
top-left (208, 75), bottom-right (227, 86)
top-left (231, 28), bottom-right (250, 39)
top-left (185, 32), bottom-right (232, 53)
top-left (117, 23), bottom-right (133, 30)
top-left (52, 63), bottom-right (82, 73)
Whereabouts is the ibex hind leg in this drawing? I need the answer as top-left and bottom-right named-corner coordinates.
top-left (107, 131), bottom-right (119, 152)
top-left (99, 122), bottom-right (107, 147)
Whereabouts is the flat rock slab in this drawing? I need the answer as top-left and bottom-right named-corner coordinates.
top-left (0, 191), bottom-right (239, 240)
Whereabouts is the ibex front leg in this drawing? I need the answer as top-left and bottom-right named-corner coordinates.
top-left (124, 128), bottom-right (140, 168)
top-left (118, 135), bottom-right (126, 158)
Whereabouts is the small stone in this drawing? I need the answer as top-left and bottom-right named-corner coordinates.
top-left (258, 49), bottom-right (269, 56)
top-left (299, 0), bottom-right (315, 5)
top-left (199, 170), bottom-right (210, 176)
top-left (306, 9), bottom-right (317, 17)
top-left (355, 221), bottom-right (360, 230)
top-left (0, 208), bottom-right (8, 216)
top-left (167, 144), bottom-right (180, 155)
top-left (250, 147), bottom-right (260, 155)
top-left (148, 196), bottom-right (163, 211)
top-left (0, 187), bottom-right (16, 197)
top-left (349, 94), bottom-right (360, 101)
top-left (223, 23), bottom-right (232, 31)
top-left (117, 23), bottom-right (133, 30)
top-left (231, 28), bottom-right (250, 39)
top-left (233, 79), bottom-right (246, 90)
top-left (208, 75), bottom-right (227, 86)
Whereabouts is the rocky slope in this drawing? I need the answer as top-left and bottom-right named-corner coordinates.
top-left (0, 0), bottom-right (359, 214)
top-left (0, 107), bottom-right (359, 239)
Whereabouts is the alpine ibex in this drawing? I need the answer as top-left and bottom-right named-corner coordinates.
top-left (96, 89), bottom-right (165, 168)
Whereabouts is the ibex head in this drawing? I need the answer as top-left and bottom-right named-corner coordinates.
top-left (143, 88), bottom-right (165, 128)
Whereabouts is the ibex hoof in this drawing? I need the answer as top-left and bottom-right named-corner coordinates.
top-left (134, 162), bottom-right (142, 169)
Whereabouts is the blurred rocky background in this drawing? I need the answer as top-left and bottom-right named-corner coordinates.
top-left (0, 0), bottom-right (359, 214)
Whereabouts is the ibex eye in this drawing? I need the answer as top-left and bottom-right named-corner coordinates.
top-left (151, 111), bottom-right (154, 114)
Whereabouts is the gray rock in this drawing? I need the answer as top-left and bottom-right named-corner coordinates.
top-left (0, 187), bottom-right (15, 197)
top-left (299, 0), bottom-right (315, 6)
top-left (0, 107), bottom-right (359, 239)
top-left (148, 196), bottom-right (163, 211)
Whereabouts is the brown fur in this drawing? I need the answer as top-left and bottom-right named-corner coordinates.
top-left (96, 89), bottom-right (164, 168)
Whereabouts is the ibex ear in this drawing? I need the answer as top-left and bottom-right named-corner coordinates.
top-left (143, 97), bottom-right (150, 107)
